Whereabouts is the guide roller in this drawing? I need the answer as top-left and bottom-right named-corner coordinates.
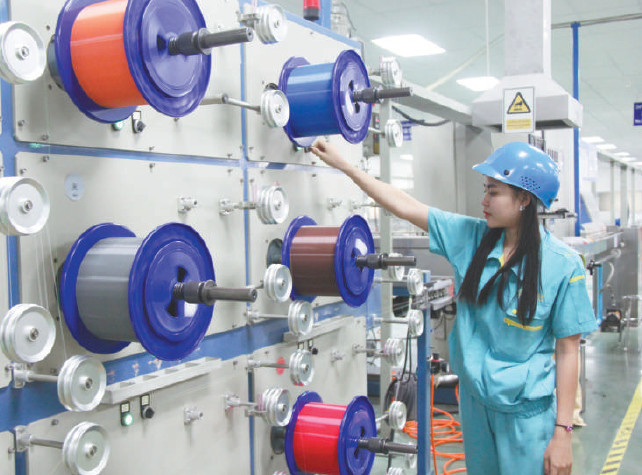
top-left (202, 90), bottom-right (290, 128)
top-left (220, 185), bottom-right (290, 224)
top-left (238, 4), bottom-right (288, 44)
top-left (247, 349), bottom-right (315, 386)
top-left (0, 304), bottom-right (56, 364)
top-left (0, 21), bottom-right (46, 84)
top-left (375, 400), bottom-right (407, 431)
top-left (373, 309), bottom-right (424, 338)
top-left (246, 300), bottom-right (314, 337)
top-left (278, 50), bottom-right (411, 147)
top-left (59, 222), bottom-right (250, 361)
top-left (53, 0), bottom-right (250, 123)
top-left (369, 57), bottom-right (403, 88)
top-left (375, 268), bottom-right (425, 297)
top-left (353, 338), bottom-right (405, 367)
top-left (368, 119), bottom-right (404, 148)
top-left (15, 422), bottom-right (110, 475)
top-left (225, 387), bottom-right (292, 427)
top-left (282, 215), bottom-right (415, 307)
top-left (0, 176), bottom-right (50, 236)
top-left (278, 391), bottom-right (417, 475)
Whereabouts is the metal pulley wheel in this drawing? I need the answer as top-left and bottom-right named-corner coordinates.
top-left (407, 309), bottom-right (424, 337)
top-left (387, 401), bottom-right (407, 431)
top-left (0, 21), bottom-right (46, 84)
top-left (255, 5), bottom-right (288, 44)
top-left (406, 268), bottom-right (424, 296)
top-left (385, 119), bottom-right (403, 148)
top-left (289, 349), bottom-right (314, 386)
top-left (0, 177), bottom-right (50, 235)
top-left (387, 468), bottom-right (404, 475)
top-left (257, 185), bottom-right (289, 224)
top-left (62, 422), bottom-right (110, 475)
top-left (383, 338), bottom-right (404, 367)
top-left (263, 264), bottom-right (292, 303)
top-left (57, 355), bottom-right (107, 412)
top-left (385, 253), bottom-right (405, 281)
top-left (379, 57), bottom-right (402, 88)
top-left (259, 387), bottom-right (292, 427)
top-left (403, 453), bottom-right (417, 469)
top-left (0, 304), bottom-right (56, 363)
top-left (260, 89), bottom-right (290, 128)
top-left (288, 300), bottom-right (314, 336)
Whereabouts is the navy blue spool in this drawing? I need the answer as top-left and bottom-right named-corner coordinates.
top-left (60, 222), bottom-right (215, 361)
top-left (279, 50), bottom-right (372, 147)
top-left (55, 0), bottom-right (211, 123)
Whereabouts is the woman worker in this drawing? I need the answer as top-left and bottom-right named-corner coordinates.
top-left (310, 140), bottom-right (597, 475)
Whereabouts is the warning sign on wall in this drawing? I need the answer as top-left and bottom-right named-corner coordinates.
top-left (503, 87), bottom-right (534, 133)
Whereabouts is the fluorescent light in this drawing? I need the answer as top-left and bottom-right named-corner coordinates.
top-left (582, 136), bottom-right (604, 144)
top-left (619, 157), bottom-right (635, 162)
top-left (399, 154), bottom-right (414, 161)
top-left (596, 143), bottom-right (617, 150)
top-left (372, 34), bottom-right (445, 57)
top-left (614, 152), bottom-right (631, 157)
top-left (456, 76), bottom-right (499, 92)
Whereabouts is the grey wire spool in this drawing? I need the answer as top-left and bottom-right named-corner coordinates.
top-left (383, 338), bottom-right (404, 367)
top-left (260, 89), bottom-right (290, 128)
top-left (263, 264), bottom-right (292, 303)
top-left (257, 185), bottom-right (290, 224)
top-left (0, 176), bottom-right (50, 235)
top-left (259, 387), bottom-right (292, 427)
top-left (288, 300), bottom-right (314, 336)
top-left (62, 422), bottom-right (110, 475)
top-left (384, 119), bottom-right (404, 148)
top-left (0, 21), bottom-right (46, 84)
top-left (0, 304), bottom-right (56, 363)
top-left (379, 57), bottom-right (402, 88)
top-left (386, 401), bottom-right (408, 431)
top-left (57, 355), bottom-right (107, 412)
top-left (406, 268), bottom-right (424, 296)
top-left (407, 309), bottom-right (424, 337)
top-left (289, 349), bottom-right (314, 386)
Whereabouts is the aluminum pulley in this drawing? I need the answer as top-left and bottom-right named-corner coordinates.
top-left (62, 422), bottom-right (110, 475)
top-left (0, 176), bottom-right (50, 235)
top-left (57, 355), bottom-right (107, 412)
top-left (288, 300), bottom-right (314, 336)
top-left (407, 309), bottom-right (424, 337)
top-left (255, 5), bottom-right (288, 44)
top-left (289, 349), bottom-right (314, 386)
top-left (403, 453), bottom-right (417, 469)
top-left (379, 57), bottom-right (402, 88)
top-left (260, 89), bottom-right (290, 128)
top-left (387, 401), bottom-right (407, 431)
top-left (387, 468), bottom-right (404, 475)
top-left (263, 264), bottom-right (293, 303)
top-left (406, 268), bottom-right (424, 296)
top-left (0, 304), bottom-right (56, 363)
top-left (384, 119), bottom-right (404, 148)
top-left (385, 253), bottom-right (406, 281)
top-left (383, 338), bottom-right (404, 367)
top-left (257, 185), bottom-right (290, 224)
top-left (259, 387), bottom-right (292, 427)
top-left (0, 21), bottom-right (46, 84)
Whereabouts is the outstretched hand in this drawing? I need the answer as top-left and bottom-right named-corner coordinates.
top-left (309, 139), bottom-right (350, 171)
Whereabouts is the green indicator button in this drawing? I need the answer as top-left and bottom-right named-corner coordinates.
top-left (121, 411), bottom-right (134, 427)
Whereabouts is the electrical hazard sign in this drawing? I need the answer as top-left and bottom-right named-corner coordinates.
top-left (503, 87), bottom-right (534, 133)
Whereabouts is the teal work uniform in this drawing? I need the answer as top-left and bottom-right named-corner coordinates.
top-left (428, 208), bottom-right (598, 475)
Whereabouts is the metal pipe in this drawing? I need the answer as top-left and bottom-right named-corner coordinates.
top-left (24, 373), bottom-right (58, 384)
top-left (572, 21), bottom-right (581, 236)
top-left (169, 28), bottom-right (254, 56)
top-left (173, 281), bottom-right (258, 305)
top-left (28, 437), bottom-right (64, 450)
top-left (355, 254), bottom-right (416, 270)
top-left (352, 87), bottom-right (412, 104)
top-left (357, 438), bottom-right (417, 455)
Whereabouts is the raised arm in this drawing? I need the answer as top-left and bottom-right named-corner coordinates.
top-left (309, 140), bottom-right (429, 232)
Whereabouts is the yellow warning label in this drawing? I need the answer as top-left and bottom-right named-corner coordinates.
top-left (507, 92), bottom-right (531, 114)
top-left (505, 119), bottom-right (532, 130)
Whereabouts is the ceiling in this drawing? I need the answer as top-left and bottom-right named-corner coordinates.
top-left (272, 0), bottom-right (642, 164)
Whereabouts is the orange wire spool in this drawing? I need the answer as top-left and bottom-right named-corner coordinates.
top-left (54, 0), bottom-right (211, 122)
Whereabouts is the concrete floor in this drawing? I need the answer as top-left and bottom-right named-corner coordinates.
top-left (371, 324), bottom-right (642, 474)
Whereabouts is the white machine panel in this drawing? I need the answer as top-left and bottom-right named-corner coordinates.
top-left (244, 13), bottom-right (363, 165)
top-left (0, 158), bottom-right (10, 388)
top-left (10, 0), bottom-right (243, 159)
top-left (247, 166), bottom-right (369, 317)
top-left (20, 358), bottom-right (250, 475)
top-left (15, 152), bottom-right (246, 368)
top-left (252, 315), bottom-right (367, 475)
top-left (0, 431), bottom-right (15, 475)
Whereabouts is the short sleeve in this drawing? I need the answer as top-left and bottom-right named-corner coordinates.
top-left (428, 208), bottom-right (487, 271)
top-left (551, 255), bottom-right (598, 338)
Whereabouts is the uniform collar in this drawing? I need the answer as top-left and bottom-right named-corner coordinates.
top-left (486, 225), bottom-right (548, 275)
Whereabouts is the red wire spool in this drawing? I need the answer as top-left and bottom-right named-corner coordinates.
top-left (281, 215), bottom-right (375, 307)
top-left (284, 391), bottom-right (376, 475)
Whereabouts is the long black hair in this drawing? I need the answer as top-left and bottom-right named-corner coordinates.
top-left (458, 186), bottom-right (541, 325)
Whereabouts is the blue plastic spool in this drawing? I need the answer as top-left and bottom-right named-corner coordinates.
top-left (284, 391), bottom-right (377, 475)
top-left (282, 215), bottom-right (374, 307)
top-left (60, 222), bottom-right (215, 361)
top-left (279, 50), bottom-right (372, 147)
top-left (55, 0), bottom-right (211, 123)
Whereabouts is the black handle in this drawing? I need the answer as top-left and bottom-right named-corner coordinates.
top-left (173, 281), bottom-right (258, 305)
top-left (169, 27), bottom-right (254, 56)
top-left (355, 253), bottom-right (417, 270)
top-left (352, 87), bottom-right (412, 104)
top-left (357, 438), bottom-right (418, 455)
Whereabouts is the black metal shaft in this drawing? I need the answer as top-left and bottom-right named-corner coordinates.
top-left (355, 253), bottom-right (417, 270)
top-left (357, 438), bottom-right (418, 455)
top-left (168, 27), bottom-right (254, 56)
top-left (173, 281), bottom-right (257, 305)
top-left (352, 87), bottom-right (412, 104)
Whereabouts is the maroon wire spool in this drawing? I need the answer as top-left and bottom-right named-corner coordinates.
top-left (281, 215), bottom-right (375, 307)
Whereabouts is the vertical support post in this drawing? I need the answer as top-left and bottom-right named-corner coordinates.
top-left (596, 265), bottom-right (603, 323)
top-left (572, 22), bottom-right (581, 236)
top-left (610, 161), bottom-right (616, 225)
top-left (631, 168), bottom-right (637, 225)
top-left (378, 101), bottom-right (393, 415)
top-left (620, 164), bottom-right (629, 226)
top-left (416, 304), bottom-right (432, 474)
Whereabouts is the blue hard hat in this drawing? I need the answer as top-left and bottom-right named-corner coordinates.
top-left (473, 142), bottom-right (560, 208)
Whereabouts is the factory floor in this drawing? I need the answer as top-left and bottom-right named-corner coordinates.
top-left (371, 323), bottom-right (642, 474)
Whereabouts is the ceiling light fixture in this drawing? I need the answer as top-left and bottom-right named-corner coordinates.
top-left (596, 143), bottom-right (617, 150)
top-left (581, 136), bottom-right (604, 144)
top-left (456, 76), bottom-right (499, 92)
top-left (372, 34), bottom-right (445, 57)
top-left (614, 152), bottom-right (631, 157)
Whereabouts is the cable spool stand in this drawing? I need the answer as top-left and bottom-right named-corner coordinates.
top-left (53, 0), bottom-right (253, 122)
